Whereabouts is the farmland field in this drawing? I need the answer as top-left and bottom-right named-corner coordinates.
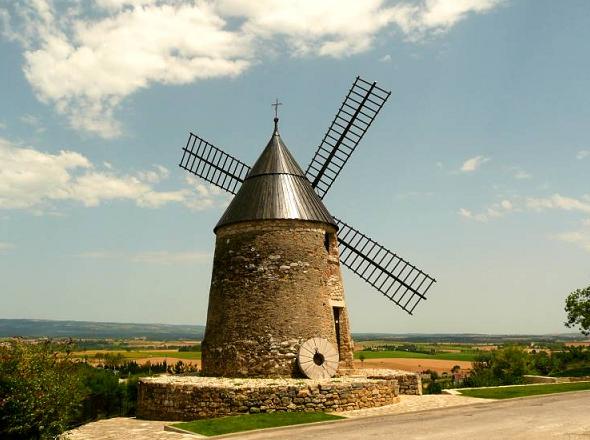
top-left (74, 349), bottom-right (201, 361)
top-left (354, 350), bottom-right (479, 362)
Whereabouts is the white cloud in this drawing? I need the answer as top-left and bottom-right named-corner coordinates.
top-left (3, 0), bottom-right (504, 138)
top-left (0, 137), bottom-right (227, 212)
top-left (526, 194), bottom-right (590, 215)
top-left (553, 219), bottom-right (590, 253)
top-left (379, 54), bottom-right (392, 63)
top-left (576, 150), bottom-right (590, 160)
top-left (510, 167), bottom-right (531, 180)
top-left (78, 249), bottom-right (211, 264)
top-left (458, 199), bottom-right (513, 222)
top-left (460, 193), bottom-right (590, 254)
top-left (15, 0), bottom-right (251, 137)
top-left (460, 155), bottom-right (490, 172)
top-left (0, 241), bottom-right (15, 252)
top-left (19, 113), bottom-right (45, 133)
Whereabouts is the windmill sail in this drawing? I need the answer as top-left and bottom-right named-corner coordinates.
top-left (180, 132), bottom-right (251, 194)
top-left (306, 76), bottom-right (391, 199)
top-left (335, 217), bottom-right (436, 315)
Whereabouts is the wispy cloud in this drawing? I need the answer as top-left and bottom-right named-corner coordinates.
top-left (19, 113), bottom-right (45, 133)
top-left (0, 137), bottom-right (228, 213)
top-left (526, 194), bottom-right (590, 215)
top-left (78, 250), bottom-right (211, 264)
top-left (576, 150), bottom-right (590, 160)
top-left (458, 199), bottom-right (513, 222)
top-left (460, 155), bottom-right (490, 172)
top-left (0, 241), bottom-right (15, 252)
top-left (2, 0), bottom-right (504, 138)
top-left (460, 193), bottom-right (590, 253)
top-left (508, 166), bottom-right (531, 180)
top-left (553, 219), bottom-right (590, 253)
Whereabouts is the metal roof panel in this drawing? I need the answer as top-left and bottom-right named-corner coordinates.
top-left (214, 121), bottom-right (336, 231)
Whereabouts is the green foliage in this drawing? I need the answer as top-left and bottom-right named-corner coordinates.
top-left (464, 346), bottom-right (533, 387)
top-left (426, 381), bottom-right (443, 394)
top-left (459, 381), bottom-right (590, 399)
top-left (0, 340), bottom-right (85, 439)
top-left (76, 364), bottom-right (124, 422)
top-left (173, 412), bottom-right (344, 436)
top-left (178, 344), bottom-right (201, 352)
top-left (565, 286), bottom-right (590, 335)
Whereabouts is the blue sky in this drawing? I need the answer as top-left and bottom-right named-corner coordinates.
top-left (0, 0), bottom-right (588, 334)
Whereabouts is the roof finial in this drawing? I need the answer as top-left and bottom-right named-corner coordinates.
top-left (271, 98), bottom-right (282, 131)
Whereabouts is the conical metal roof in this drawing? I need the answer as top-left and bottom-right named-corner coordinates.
top-left (214, 119), bottom-right (336, 232)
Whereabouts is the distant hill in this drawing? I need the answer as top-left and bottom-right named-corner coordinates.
top-left (0, 319), bottom-right (204, 339)
top-left (0, 319), bottom-right (584, 343)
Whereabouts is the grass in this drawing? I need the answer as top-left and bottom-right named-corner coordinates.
top-left (458, 381), bottom-right (590, 399)
top-left (355, 350), bottom-right (478, 362)
top-left (171, 412), bottom-right (344, 436)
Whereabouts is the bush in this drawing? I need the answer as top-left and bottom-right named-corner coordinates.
top-left (75, 364), bottom-right (124, 423)
top-left (464, 346), bottom-right (533, 387)
top-left (0, 340), bottom-right (85, 439)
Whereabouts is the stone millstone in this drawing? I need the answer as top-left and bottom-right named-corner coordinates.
top-left (297, 337), bottom-right (339, 379)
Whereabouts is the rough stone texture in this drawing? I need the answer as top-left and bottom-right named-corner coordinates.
top-left (202, 219), bottom-right (354, 378)
top-left (137, 375), bottom-right (398, 421)
top-left (340, 369), bottom-right (422, 395)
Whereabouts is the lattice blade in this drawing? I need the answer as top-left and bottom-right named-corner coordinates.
top-left (335, 217), bottom-right (436, 315)
top-left (306, 76), bottom-right (391, 199)
top-left (179, 132), bottom-right (251, 194)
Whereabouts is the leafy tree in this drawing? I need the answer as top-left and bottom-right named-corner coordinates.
top-left (0, 340), bottom-right (85, 439)
top-left (359, 353), bottom-right (365, 363)
top-left (565, 286), bottom-right (590, 335)
top-left (464, 346), bottom-right (532, 387)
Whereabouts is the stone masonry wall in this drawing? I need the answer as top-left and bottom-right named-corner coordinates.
top-left (340, 369), bottom-right (422, 395)
top-left (202, 220), bottom-right (353, 377)
top-left (137, 376), bottom-right (399, 421)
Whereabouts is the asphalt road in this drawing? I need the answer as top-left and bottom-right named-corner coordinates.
top-left (230, 391), bottom-right (590, 440)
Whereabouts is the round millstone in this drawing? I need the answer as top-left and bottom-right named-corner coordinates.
top-left (297, 337), bottom-right (339, 379)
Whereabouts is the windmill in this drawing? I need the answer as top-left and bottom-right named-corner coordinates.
top-left (179, 76), bottom-right (436, 378)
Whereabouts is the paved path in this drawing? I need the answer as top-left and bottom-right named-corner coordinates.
top-left (234, 391), bottom-right (590, 440)
top-left (66, 392), bottom-right (590, 439)
top-left (336, 394), bottom-right (489, 418)
top-left (66, 418), bottom-right (196, 440)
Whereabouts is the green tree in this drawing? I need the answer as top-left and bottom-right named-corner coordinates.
top-left (565, 286), bottom-right (590, 335)
top-left (0, 340), bottom-right (85, 439)
top-left (465, 346), bottom-right (532, 387)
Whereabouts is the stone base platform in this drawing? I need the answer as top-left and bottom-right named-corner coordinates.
top-left (137, 371), bottom-right (414, 421)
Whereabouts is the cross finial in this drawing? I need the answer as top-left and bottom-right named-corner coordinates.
top-left (272, 98), bottom-right (282, 119)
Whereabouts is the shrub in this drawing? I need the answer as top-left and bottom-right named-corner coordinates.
top-left (0, 340), bottom-right (85, 439)
top-left (464, 346), bottom-right (533, 387)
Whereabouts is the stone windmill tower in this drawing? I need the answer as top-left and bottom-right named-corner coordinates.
top-left (179, 77), bottom-right (437, 379)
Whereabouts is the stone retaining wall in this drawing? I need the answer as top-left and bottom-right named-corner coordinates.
top-left (340, 369), bottom-right (422, 395)
top-left (137, 376), bottom-right (399, 421)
